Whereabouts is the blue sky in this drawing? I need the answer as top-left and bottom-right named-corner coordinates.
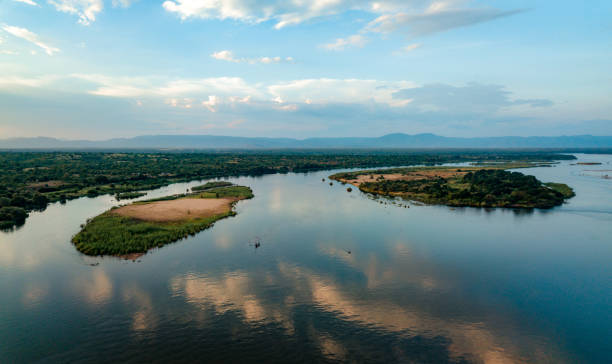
top-left (0, 0), bottom-right (610, 139)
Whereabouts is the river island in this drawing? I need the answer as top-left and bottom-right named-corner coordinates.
top-left (72, 182), bottom-right (253, 256)
top-left (330, 164), bottom-right (574, 209)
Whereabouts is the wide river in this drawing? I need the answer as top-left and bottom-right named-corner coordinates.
top-left (1, 154), bottom-right (611, 363)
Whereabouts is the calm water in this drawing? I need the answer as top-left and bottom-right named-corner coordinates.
top-left (1, 154), bottom-right (611, 363)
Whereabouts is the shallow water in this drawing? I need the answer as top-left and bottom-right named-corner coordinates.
top-left (1, 154), bottom-right (611, 363)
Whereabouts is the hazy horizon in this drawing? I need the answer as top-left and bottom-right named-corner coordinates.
top-left (1, 0), bottom-right (611, 139)
top-left (3, 132), bottom-right (612, 142)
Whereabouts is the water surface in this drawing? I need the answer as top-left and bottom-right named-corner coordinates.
top-left (1, 154), bottom-right (611, 363)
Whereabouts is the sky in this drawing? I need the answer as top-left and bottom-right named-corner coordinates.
top-left (0, 0), bottom-right (610, 139)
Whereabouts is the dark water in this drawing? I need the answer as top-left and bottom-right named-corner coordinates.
top-left (1, 154), bottom-right (611, 363)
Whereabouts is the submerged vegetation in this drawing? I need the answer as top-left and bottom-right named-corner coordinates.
top-left (331, 166), bottom-right (574, 209)
top-left (115, 191), bottom-right (147, 200)
top-left (192, 181), bottom-right (233, 191)
top-left (72, 185), bottom-right (253, 256)
top-left (0, 151), bottom-right (574, 228)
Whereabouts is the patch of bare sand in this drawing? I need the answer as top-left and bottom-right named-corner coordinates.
top-left (111, 198), bottom-right (237, 222)
top-left (340, 168), bottom-right (474, 186)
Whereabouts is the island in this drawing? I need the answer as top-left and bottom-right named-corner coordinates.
top-left (72, 183), bottom-right (253, 256)
top-left (330, 165), bottom-right (575, 209)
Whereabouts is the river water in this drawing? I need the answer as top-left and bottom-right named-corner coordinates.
top-left (1, 154), bottom-right (611, 363)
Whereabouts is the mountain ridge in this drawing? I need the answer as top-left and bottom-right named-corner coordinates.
top-left (1, 133), bottom-right (612, 149)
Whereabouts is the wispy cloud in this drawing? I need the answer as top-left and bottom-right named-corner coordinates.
top-left (162, 1), bottom-right (523, 38)
top-left (162, 0), bottom-right (353, 29)
top-left (1, 24), bottom-right (59, 55)
top-left (211, 50), bottom-right (293, 64)
top-left (322, 35), bottom-right (368, 51)
top-left (48, 0), bottom-right (103, 25)
top-left (12, 0), bottom-right (38, 6)
top-left (366, 7), bottom-right (524, 37)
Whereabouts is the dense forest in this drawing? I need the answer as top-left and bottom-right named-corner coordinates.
top-left (358, 169), bottom-right (574, 208)
top-left (0, 151), bottom-right (574, 228)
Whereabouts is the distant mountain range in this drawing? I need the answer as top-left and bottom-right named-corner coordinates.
top-left (1, 133), bottom-right (612, 149)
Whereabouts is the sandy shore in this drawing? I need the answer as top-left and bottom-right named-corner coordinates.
top-left (111, 197), bottom-right (236, 222)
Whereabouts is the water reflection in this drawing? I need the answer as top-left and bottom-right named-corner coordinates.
top-left (72, 269), bottom-right (113, 305)
top-left (167, 253), bottom-right (563, 363)
top-left (1, 154), bottom-right (611, 363)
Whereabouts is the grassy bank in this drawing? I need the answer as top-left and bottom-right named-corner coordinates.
top-left (72, 185), bottom-right (253, 256)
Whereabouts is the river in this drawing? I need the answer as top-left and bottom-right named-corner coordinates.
top-left (1, 154), bottom-right (611, 363)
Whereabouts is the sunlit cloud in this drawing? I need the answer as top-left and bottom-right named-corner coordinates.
top-left (13, 0), bottom-right (39, 6)
top-left (48, 0), bottom-right (103, 25)
top-left (1, 24), bottom-right (59, 55)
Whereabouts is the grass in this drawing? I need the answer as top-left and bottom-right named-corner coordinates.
top-left (544, 182), bottom-right (576, 198)
top-left (72, 185), bottom-right (253, 256)
top-left (192, 181), bottom-right (233, 191)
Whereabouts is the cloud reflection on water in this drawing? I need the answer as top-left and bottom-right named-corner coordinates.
top-left (169, 257), bottom-right (561, 363)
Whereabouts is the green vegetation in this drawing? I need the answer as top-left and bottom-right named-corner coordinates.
top-left (72, 185), bottom-right (253, 256)
top-left (0, 151), bottom-right (574, 228)
top-left (544, 182), bottom-right (576, 198)
top-left (115, 191), bottom-right (147, 200)
top-left (187, 185), bottom-right (254, 200)
top-left (332, 167), bottom-right (574, 209)
top-left (73, 212), bottom-right (233, 256)
top-left (192, 181), bottom-right (233, 191)
top-left (136, 185), bottom-right (253, 203)
top-left (0, 206), bottom-right (28, 229)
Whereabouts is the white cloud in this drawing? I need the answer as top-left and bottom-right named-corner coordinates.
top-left (48, 0), bottom-right (103, 25)
top-left (161, 0), bottom-right (416, 29)
top-left (162, 0), bottom-right (521, 37)
top-left (1, 25), bottom-right (60, 55)
top-left (268, 78), bottom-right (415, 106)
top-left (12, 0), bottom-right (39, 6)
top-left (211, 50), bottom-right (238, 62)
top-left (211, 50), bottom-right (293, 64)
top-left (72, 74), bottom-right (262, 99)
top-left (323, 34), bottom-right (368, 51)
top-left (201, 95), bottom-right (219, 112)
top-left (162, 0), bottom-right (335, 28)
top-left (67, 74), bottom-right (416, 109)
